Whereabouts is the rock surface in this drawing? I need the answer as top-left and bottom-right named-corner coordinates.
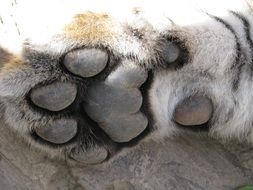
top-left (0, 116), bottom-right (252, 190)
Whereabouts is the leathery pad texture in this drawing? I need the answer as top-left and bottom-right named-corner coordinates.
top-left (27, 48), bottom-right (150, 164)
top-left (3, 38), bottom-right (213, 164)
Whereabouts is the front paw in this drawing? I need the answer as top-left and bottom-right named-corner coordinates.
top-left (0, 46), bottom-right (151, 164)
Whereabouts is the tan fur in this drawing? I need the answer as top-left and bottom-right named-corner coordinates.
top-left (0, 11), bottom-right (115, 72)
top-left (64, 12), bottom-right (114, 45)
top-left (0, 48), bottom-right (12, 69)
top-left (2, 56), bottom-right (25, 73)
top-left (0, 47), bottom-right (24, 73)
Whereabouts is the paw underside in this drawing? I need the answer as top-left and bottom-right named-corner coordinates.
top-left (5, 39), bottom-right (213, 165)
top-left (26, 47), bottom-right (154, 164)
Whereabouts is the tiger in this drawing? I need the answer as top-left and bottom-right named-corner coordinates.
top-left (0, 0), bottom-right (253, 165)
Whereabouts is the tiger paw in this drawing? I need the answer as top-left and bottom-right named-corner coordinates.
top-left (0, 46), bottom-right (151, 164)
top-left (29, 49), bottom-right (148, 145)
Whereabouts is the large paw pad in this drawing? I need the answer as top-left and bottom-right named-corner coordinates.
top-left (85, 63), bottom-right (148, 142)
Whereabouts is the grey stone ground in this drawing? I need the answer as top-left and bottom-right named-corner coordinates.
top-left (0, 116), bottom-right (253, 190)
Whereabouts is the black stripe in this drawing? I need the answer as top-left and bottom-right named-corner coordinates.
top-left (230, 11), bottom-right (253, 50)
top-left (230, 11), bottom-right (253, 69)
top-left (207, 14), bottom-right (242, 91)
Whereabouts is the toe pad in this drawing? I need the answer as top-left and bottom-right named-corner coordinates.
top-left (174, 96), bottom-right (213, 126)
top-left (35, 119), bottom-right (78, 144)
top-left (70, 146), bottom-right (108, 164)
top-left (30, 82), bottom-right (77, 112)
top-left (63, 49), bottom-right (108, 78)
